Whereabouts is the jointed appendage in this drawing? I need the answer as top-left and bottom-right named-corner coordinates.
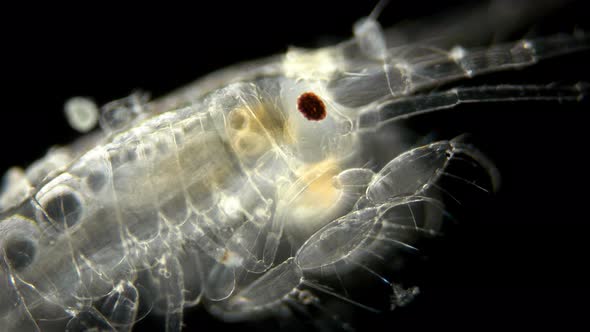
top-left (0, 1), bottom-right (587, 331)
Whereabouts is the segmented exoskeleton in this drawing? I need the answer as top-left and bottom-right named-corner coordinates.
top-left (0, 1), bottom-right (587, 331)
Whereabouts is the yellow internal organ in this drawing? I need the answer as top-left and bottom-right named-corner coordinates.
top-left (292, 158), bottom-right (341, 213)
top-left (228, 104), bottom-right (293, 159)
top-left (233, 131), bottom-right (266, 158)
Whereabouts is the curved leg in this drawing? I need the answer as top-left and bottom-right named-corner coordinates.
top-left (98, 281), bottom-right (139, 332)
top-left (66, 308), bottom-right (116, 332)
top-left (145, 254), bottom-right (185, 332)
top-left (292, 138), bottom-right (495, 313)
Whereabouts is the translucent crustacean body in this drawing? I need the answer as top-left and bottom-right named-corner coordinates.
top-left (0, 1), bottom-right (588, 331)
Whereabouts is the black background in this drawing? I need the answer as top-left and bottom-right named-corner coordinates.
top-left (1, 1), bottom-right (589, 331)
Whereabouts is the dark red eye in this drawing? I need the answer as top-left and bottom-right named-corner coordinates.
top-left (297, 92), bottom-right (327, 121)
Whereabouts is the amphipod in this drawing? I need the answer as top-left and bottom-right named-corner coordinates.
top-left (0, 1), bottom-right (588, 332)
